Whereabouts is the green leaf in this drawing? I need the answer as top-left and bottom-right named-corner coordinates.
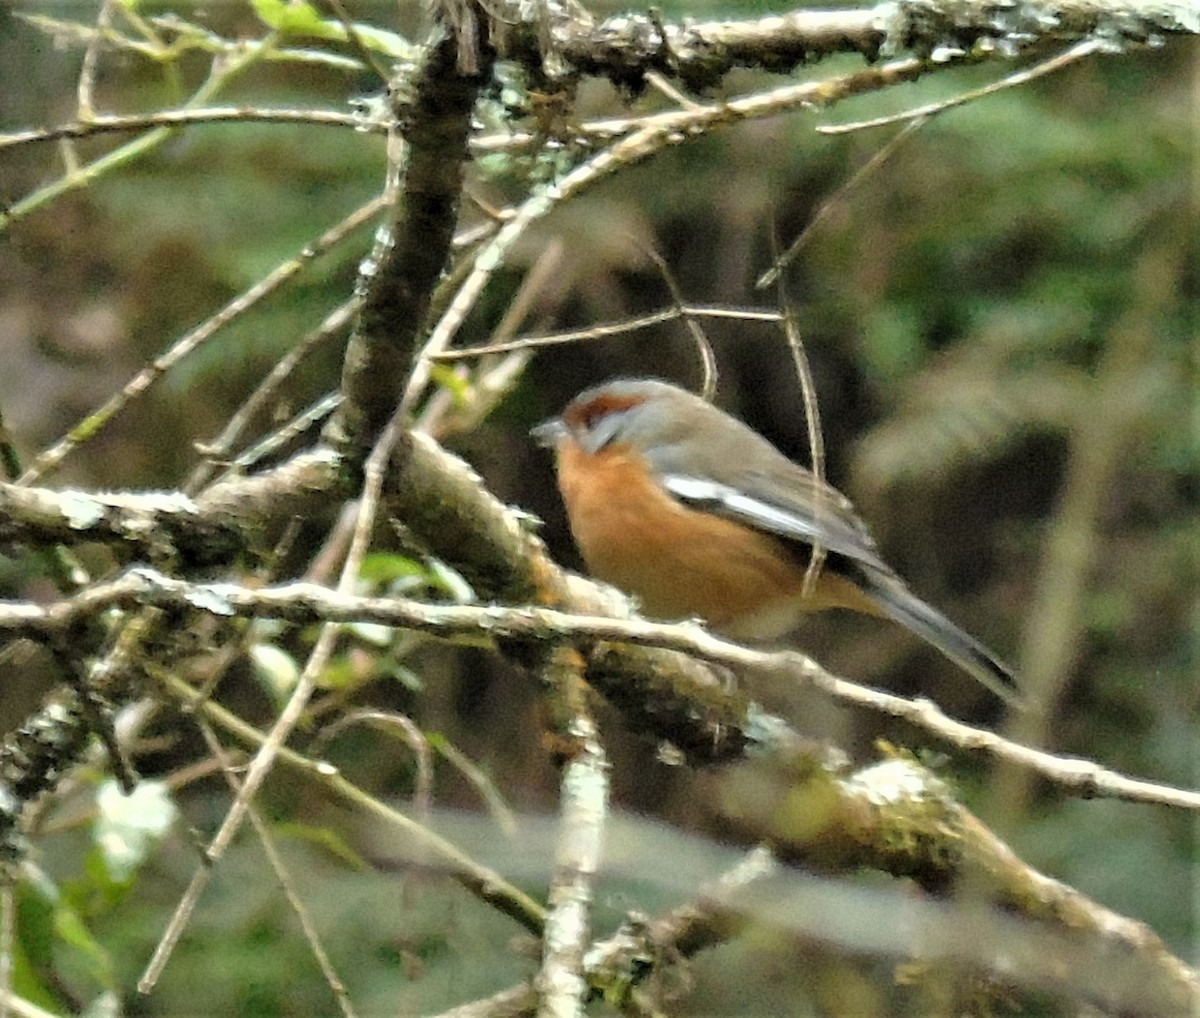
top-left (272, 821), bottom-right (371, 870)
top-left (358, 552), bottom-right (427, 585)
top-left (10, 882), bottom-right (68, 1011)
top-left (53, 907), bottom-right (114, 991)
top-left (250, 0), bottom-right (415, 58)
top-left (23, 866), bottom-right (116, 993)
top-left (429, 364), bottom-right (473, 405)
top-left (251, 0), bottom-right (335, 36)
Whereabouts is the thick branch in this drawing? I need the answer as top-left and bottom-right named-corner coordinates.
top-left (721, 758), bottom-right (1197, 1014)
top-left (0, 433), bottom-right (779, 822)
top-left (557, 9), bottom-right (886, 90)
top-left (332, 16), bottom-right (492, 457)
top-left (518, 0), bottom-right (1198, 90)
top-left (7, 421), bottom-right (1199, 808)
top-left (0, 483), bottom-right (244, 569)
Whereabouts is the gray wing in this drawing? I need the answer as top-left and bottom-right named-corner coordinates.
top-left (638, 414), bottom-right (893, 573)
top-left (658, 471), bottom-right (893, 574)
top-left (662, 471), bottom-right (1020, 703)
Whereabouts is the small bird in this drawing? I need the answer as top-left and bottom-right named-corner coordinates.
top-left (532, 378), bottom-right (1019, 705)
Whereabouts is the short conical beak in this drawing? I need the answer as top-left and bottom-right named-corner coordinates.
top-left (530, 416), bottom-right (568, 448)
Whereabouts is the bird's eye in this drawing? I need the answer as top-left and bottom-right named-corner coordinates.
top-left (581, 407), bottom-right (614, 432)
top-left (565, 393), bottom-right (643, 452)
top-left (575, 408), bottom-right (621, 450)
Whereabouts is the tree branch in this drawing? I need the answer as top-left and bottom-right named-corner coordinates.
top-left (330, 8), bottom-right (493, 458)
top-left (535, 647), bottom-right (607, 1018)
top-left (2, 565), bottom-right (1197, 813)
top-left (517, 0), bottom-right (1198, 90)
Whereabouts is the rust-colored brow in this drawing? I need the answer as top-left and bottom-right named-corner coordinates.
top-left (563, 392), bottom-right (646, 429)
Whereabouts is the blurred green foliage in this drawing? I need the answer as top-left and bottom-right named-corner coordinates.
top-left (0, 0), bottom-right (1194, 1013)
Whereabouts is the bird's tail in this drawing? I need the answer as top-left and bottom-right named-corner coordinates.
top-left (852, 563), bottom-right (1022, 708)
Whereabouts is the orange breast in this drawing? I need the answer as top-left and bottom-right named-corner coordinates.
top-left (555, 441), bottom-right (876, 640)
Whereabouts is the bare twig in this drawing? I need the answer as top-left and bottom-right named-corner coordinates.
top-left (187, 297), bottom-right (360, 492)
top-left (757, 117), bottom-right (927, 288)
top-left (403, 56), bottom-right (934, 411)
top-left (76, 0), bottom-right (120, 120)
top-left (433, 739), bottom-right (519, 837)
top-left (0, 107), bottom-right (382, 150)
top-left (313, 710), bottom-right (433, 819)
top-left (0, 990), bottom-right (59, 1018)
top-left (138, 397), bottom-right (410, 993)
top-left (1, 37), bottom-right (273, 232)
top-left (642, 70), bottom-right (703, 110)
top-left (433, 306), bottom-right (782, 361)
top-left (319, 0), bottom-right (392, 83)
top-left (817, 39), bottom-right (1110, 135)
top-left (768, 225), bottom-right (827, 599)
top-left (641, 246), bottom-right (718, 400)
top-left (155, 669), bottom-right (545, 934)
top-left (418, 239), bottom-right (567, 437)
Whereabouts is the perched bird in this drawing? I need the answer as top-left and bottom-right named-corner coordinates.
top-left (532, 378), bottom-right (1019, 705)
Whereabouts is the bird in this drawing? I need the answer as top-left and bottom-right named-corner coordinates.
top-left (531, 377), bottom-right (1019, 706)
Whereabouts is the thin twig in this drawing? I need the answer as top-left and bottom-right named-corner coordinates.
top-left (817, 38), bottom-right (1109, 136)
top-left (0, 107), bottom-right (382, 150)
top-left (432, 307), bottom-right (783, 360)
top-left (0, 990), bottom-right (58, 1018)
top-left (403, 55), bottom-right (933, 412)
top-left (418, 239), bottom-right (567, 437)
top-left (757, 116), bottom-right (927, 288)
top-left (643, 70), bottom-right (703, 111)
top-left (225, 393), bottom-right (343, 475)
top-left (187, 297), bottom-right (360, 493)
top-left (768, 225), bottom-right (826, 599)
top-left (641, 246), bottom-right (718, 401)
top-left (313, 711), bottom-right (433, 820)
top-left (1, 37), bottom-right (274, 232)
top-left (156, 668), bottom-right (546, 933)
top-left (76, 0), bottom-right (120, 119)
top-left (433, 739), bottom-right (519, 837)
top-left (320, 0), bottom-right (392, 83)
